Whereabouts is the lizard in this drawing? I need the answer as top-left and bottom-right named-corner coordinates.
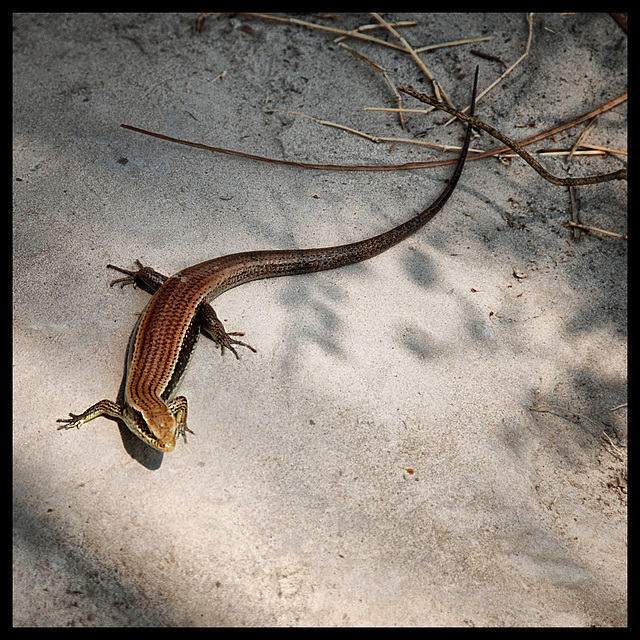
top-left (57, 68), bottom-right (477, 453)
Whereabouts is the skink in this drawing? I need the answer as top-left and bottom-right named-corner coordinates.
top-left (57, 70), bottom-right (477, 453)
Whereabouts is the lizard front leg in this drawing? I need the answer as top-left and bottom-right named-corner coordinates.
top-left (57, 399), bottom-right (125, 431)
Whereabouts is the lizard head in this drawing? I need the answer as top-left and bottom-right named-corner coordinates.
top-left (122, 402), bottom-right (178, 452)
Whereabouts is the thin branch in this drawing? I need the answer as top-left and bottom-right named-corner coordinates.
top-left (121, 88), bottom-right (625, 176)
top-left (121, 89), bottom-right (626, 176)
top-left (609, 12), bottom-right (628, 32)
top-left (569, 186), bottom-right (581, 240)
top-left (415, 36), bottom-right (491, 53)
top-left (120, 123), bottom-right (478, 172)
top-left (398, 85), bottom-right (627, 186)
top-left (610, 403), bottom-right (627, 412)
top-left (370, 12), bottom-right (447, 105)
top-left (580, 143), bottom-right (627, 157)
top-left (285, 110), bottom-right (383, 143)
top-left (501, 149), bottom-right (610, 157)
top-left (338, 42), bottom-right (406, 130)
top-left (365, 122), bottom-right (623, 162)
top-left (367, 92), bottom-right (627, 155)
top-left (565, 221), bottom-right (627, 240)
top-left (470, 49), bottom-right (507, 70)
top-left (332, 19), bottom-right (418, 45)
top-left (239, 13), bottom-right (491, 62)
top-left (239, 12), bottom-right (412, 52)
top-left (274, 110), bottom-right (485, 153)
top-left (568, 115), bottom-right (599, 162)
top-left (444, 12), bottom-right (534, 126)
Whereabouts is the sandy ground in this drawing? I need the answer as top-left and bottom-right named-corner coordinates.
top-left (13, 13), bottom-right (626, 627)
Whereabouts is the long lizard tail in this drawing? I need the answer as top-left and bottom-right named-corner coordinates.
top-left (186, 67), bottom-right (479, 296)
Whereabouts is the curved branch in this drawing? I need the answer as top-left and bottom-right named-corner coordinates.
top-left (398, 85), bottom-right (627, 186)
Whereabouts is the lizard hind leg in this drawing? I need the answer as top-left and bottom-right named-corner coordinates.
top-left (198, 304), bottom-right (257, 359)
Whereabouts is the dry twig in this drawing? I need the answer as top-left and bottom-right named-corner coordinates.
top-left (121, 90), bottom-right (626, 175)
top-left (398, 85), bottom-right (627, 186)
top-left (444, 12), bottom-right (534, 126)
top-left (580, 143), bottom-right (627, 157)
top-left (370, 12), bottom-right (444, 103)
top-left (500, 148), bottom-right (618, 158)
top-left (338, 43), bottom-right (407, 130)
top-left (569, 186), bottom-right (581, 240)
top-left (239, 12), bottom-right (416, 52)
top-left (332, 19), bottom-right (418, 44)
top-left (564, 221), bottom-right (627, 240)
top-left (121, 86), bottom-right (626, 179)
top-left (120, 123), bottom-right (479, 172)
top-left (241, 12), bottom-right (490, 73)
top-left (568, 116), bottom-right (599, 162)
top-left (414, 36), bottom-right (491, 53)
